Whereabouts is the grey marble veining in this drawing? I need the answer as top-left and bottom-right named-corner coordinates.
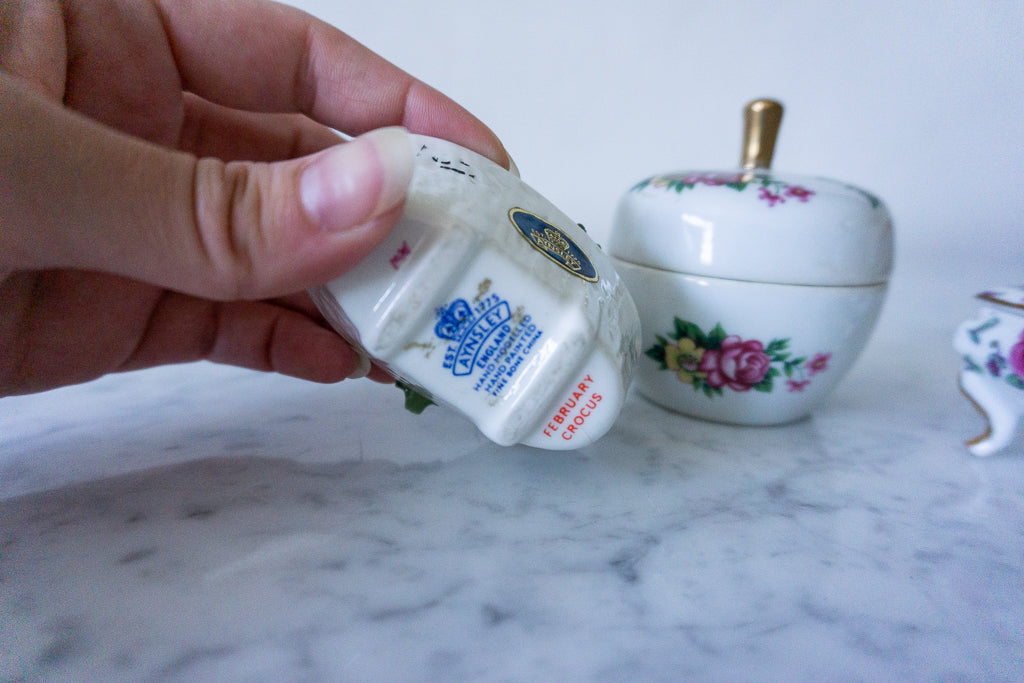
top-left (2, 256), bottom-right (1023, 682)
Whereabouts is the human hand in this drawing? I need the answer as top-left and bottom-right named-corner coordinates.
top-left (0, 0), bottom-right (512, 396)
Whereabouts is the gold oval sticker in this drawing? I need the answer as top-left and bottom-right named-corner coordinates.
top-left (508, 208), bottom-right (598, 283)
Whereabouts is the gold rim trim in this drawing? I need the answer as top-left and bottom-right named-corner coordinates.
top-left (959, 376), bottom-right (993, 448)
top-left (977, 292), bottom-right (1024, 312)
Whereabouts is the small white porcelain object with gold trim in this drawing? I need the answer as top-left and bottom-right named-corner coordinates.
top-left (607, 100), bottom-right (894, 425)
top-left (954, 286), bottom-right (1024, 456)
top-left (311, 135), bottom-right (640, 449)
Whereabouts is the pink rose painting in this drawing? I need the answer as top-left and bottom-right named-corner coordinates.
top-left (698, 336), bottom-right (771, 392)
top-left (646, 319), bottom-right (832, 396)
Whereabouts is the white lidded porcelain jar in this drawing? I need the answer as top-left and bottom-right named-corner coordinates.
top-left (311, 134), bottom-right (641, 449)
top-left (607, 100), bottom-right (894, 425)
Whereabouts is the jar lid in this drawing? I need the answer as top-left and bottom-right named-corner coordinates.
top-left (606, 99), bottom-right (893, 287)
top-left (608, 169), bottom-right (893, 286)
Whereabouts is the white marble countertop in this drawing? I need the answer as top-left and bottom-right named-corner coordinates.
top-left (2, 254), bottom-right (1023, 681)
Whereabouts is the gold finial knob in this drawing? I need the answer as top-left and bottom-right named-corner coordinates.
top-left (741, 99), bottom-right (784, 170)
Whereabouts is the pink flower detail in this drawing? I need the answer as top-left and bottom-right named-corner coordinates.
top-left (698, 335), bottom-right (771, 391)
top-left (759, 187), bottom-right (785, 207)
top-left (698, 173), bottom-right (743, 186)
top-left (787, 379), bottom-right (810, 392)
top-left (389, 241), bottom-right (412, 270)
top-left (784, 185), bottom-right (815, 202)
top-left (678, 173), bottom-right (743, 186)
top-left (807, 352), bottom-right (832, 376)
top-left (1010, 332), bottom-right (1024, 377)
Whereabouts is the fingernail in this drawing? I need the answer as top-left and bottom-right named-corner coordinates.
top-left (300, 127), bottom-right (414, 232)
top-left (349, 345), bottom-right (372, 379)
top-left (507, 155), bottom-right (520, 178)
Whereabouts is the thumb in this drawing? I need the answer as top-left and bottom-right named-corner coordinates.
top-left (190, 125), bottom-right (415, 299)
top-left (0, 72), bottom-right (414, 300)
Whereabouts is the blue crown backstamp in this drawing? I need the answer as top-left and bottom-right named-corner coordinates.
top-left (436, 291), bottom-right (544, 397)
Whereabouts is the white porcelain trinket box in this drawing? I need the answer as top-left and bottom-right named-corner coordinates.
top-left (954, 286), bottom-right (1024, 456)
top-left (310, 134), bottom-right (641, 449)
top-left (607, 100), bottom-right (894, 425)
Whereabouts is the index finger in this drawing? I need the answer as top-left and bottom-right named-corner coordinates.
top-left (154, 0), bottom-right (512, 168)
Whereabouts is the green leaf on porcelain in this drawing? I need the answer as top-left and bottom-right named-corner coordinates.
top-left (396, 379), bottom-right (434, 414)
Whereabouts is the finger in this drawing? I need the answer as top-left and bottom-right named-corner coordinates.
top-left (264, 291), bottom-right (395, 382)
top-left (154, 0), bottom-right (512, 169)
top-left (120, 292), bottom-right (371, 383)
top-left (268, 292), bottom-right (330, 322)
top-left (178, 92), bottom-right (344, 162)
top-left (0, 0), bottom-right (66, 99)
top-left (62, 0), bottom-right (184, 145)
top-left (1, 72), bottom-right (413, 300)
top-left (0, 269), bottom-right (391, 396)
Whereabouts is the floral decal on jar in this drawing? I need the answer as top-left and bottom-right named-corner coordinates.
top-left (630, 172), bottom-right (815, 207)
top-left (961, 322), bottom-right (1024, 391)
top-left (645, 318), bottom-right (832, 396)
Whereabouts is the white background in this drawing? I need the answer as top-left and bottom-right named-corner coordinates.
top-left (284, 0), bottom-right (1022, 264)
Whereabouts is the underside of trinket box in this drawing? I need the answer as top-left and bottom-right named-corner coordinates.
top-left (311, 134), bottom-right (641, 450)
